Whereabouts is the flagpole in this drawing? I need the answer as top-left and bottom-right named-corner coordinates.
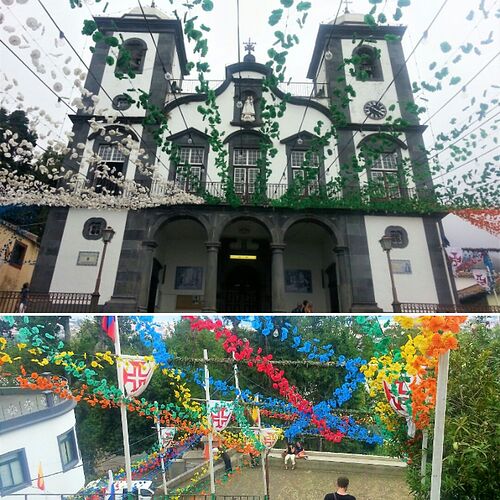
top-left (114, 317), bottom-right (133, 493)
top-left (203, 349), bottom-right (216, 499)
top-left (155, 408), bottom-right (168, 496)
top-left (430, 351), bottom-right (450, 500)
top-left (255, 395), bottom-right (269, 500)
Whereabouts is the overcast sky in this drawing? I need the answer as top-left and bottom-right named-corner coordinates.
top-left (0, 0), bottom-right (498, 246)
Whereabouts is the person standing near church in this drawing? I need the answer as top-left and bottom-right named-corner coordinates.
top-left (324, 476), bottom-right (356, 500)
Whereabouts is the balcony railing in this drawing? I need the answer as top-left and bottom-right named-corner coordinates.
top-left (0, 291), bottom-right (93, 313)
top-left (400, 303), bottom-right (500, 313)
top-left (167, 79), bottom-right (328, 99)
top-left (71, 175), bottom-right (418, 206)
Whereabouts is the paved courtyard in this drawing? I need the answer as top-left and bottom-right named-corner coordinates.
top-left (214, 461), bottom-right (412, 500)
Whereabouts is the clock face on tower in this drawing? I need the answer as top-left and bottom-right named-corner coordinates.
top-left (363, 100), bottom-right (387, 120)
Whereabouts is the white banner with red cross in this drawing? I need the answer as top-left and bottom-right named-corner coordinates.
top-left (260, 428), bottom-right (280, 449)
top-left (383, 379), bottom-right (416, 437)
top-left (119, 355), bottom-right (156, 398)
top-left (472, 269), bottom-right (490, 290)
top-left (207, 400), bottom-right (234, 432)
top-left (160, 427), bottom-right (176, 449)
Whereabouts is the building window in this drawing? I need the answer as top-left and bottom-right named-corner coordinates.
top-left (0, 449), bottom-right (30, 495)
top-left (82, 218), bottom-right (107, 240)
top-left (9, 241), bottom-right (27, 268)
top-left (290, 150), bottom-right (320, 193)
top-left (58, 428), bottom-right (79, 471)
top-left (174, 147), bottom-right (204, 192)
top-left (385, 226), bottom-right (409, 248)
top-left (92, 144), bottom-right (126, 195)
top-left (353, 46), bottom-right (383, 81)
top-left (116, 39), bottom-right (147, 76)
top-left (112, 94), bottom-right (132, 111)
top-left (232, 148), bottom-right (261, 195)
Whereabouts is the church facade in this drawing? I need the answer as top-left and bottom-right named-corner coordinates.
top-left (30, 7), bottom-right (457, 313)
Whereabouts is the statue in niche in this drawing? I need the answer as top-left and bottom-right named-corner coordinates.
top-left (241, 95), bottom-right (256, 123)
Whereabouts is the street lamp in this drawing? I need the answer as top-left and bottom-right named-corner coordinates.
top-left (379, 235), bottom-right (401, 313)
top-left (91, 226), bottom-right (115, 311)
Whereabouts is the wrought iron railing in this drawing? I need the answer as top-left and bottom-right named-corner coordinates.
top-left (0, 291), bottom-right (93, 313)
top-left (400, 303), bottom-right (500, 313)
top-left (167, 78), bottom-right (328, 99)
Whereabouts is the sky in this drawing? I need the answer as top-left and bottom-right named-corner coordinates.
top-left (0, 0), bottom-right (498, 245)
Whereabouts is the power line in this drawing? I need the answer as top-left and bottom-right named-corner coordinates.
top-left (433, 144), bottom-right (500, 181)
top-left (422, 50), bottom-right (500, 125)
top-left (0, 40), bottom-right (76, 114)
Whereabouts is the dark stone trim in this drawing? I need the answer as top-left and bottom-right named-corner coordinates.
top-left (344, 214), bottom-right (380, 311)
top-left (280, 131), bottom-right (319, 144)
top-left (358, 132), bottom-right (408, 150)
top-left (384, 225), bottom-right (409, 248)
top-left (284, 139), bottom-right (326, 188)
top-left (95, 17), bottom-right (189, 76)
top-left (167, 127), bottom-right (210, 142)
top-left (223, 129), bottom-right (272, 145)
top-left (307, 23), bottom-right (407, 79)
top-left (88, 124), bottom-right (140, 142)
top-left (0, 398), bottom-right (77, 434)
top-left (422, 216), bottom-right (455, 304)
top-left (340, 123), bottom-right (427, 133)
top-left (30, 208), bottom-right (69, 293)
top-left (0, 448), bottom-right (30, 495)
top-left (82, 217), bottom-right (107, 241)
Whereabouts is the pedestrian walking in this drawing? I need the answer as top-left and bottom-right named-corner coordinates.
top-left (324, 476), bottom-right (356, 500)
top-left (283, 442), bottom-right (296, 470)
top-left (18, 283), bottom-right (29, 313)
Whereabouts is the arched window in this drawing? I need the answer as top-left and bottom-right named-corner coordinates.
top-left (359, 134), bottom-right (407, 199)
top-left (353, 45), bottom-right (383, 81)
top-left (116, 38), bottom-right (147, 76)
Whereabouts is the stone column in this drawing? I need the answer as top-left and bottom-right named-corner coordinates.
top-left (203, 242), bottom-right (220, 312)
top-left (334, 246), bottom-right (353, 313)
top-left (271, 244), bottom-right (286, 313)
top-left (137, 241), bottom-right (158, 312)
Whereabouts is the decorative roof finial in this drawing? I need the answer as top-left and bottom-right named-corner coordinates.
top-left (151, 1), bottom-right (156, 7)
top-left (243, 38), bottom-right (256, 63)
top-left (343, 0), bottom-right (353, 14)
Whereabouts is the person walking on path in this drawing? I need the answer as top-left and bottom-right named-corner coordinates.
top-left (324, 476), bottom-right (356, 500)
top-left (18, 283), bottom-right (29, 313)
top-left (283, 442), bottom-right (296, 470)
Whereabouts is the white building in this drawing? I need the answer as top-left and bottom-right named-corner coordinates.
top-left (30, 7), bottom-right (462, 313)
top-left (0, 377), bottom-right (85, 498)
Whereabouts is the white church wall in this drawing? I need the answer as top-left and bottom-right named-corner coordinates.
top-left (98, 32), bottom-right (158, 117)
top-left (283, 242), bottom-right (330, 312)
top-left (342, 39), bottom-right (400, 124)
top-left (365, 215), bottom-right (439, 311)
top-left (155, 231), bottom-right (207, 312)
top-left (50, 209), bottom-right (128, 304)
top-left (0, 407), bottom-right (85, 498)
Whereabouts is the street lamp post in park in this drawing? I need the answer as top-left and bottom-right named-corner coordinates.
top-left (91, 226), bottom-right (115, 311)
top-left (379, 235), bottom-right (402, 313)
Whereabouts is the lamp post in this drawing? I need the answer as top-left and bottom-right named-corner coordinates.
top-left (379, 235), bottom-right (401, 312)
top-left (91, 226), bottom-right (115, 311)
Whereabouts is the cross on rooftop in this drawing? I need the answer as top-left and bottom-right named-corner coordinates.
top-left (244, 38), bottom-right (256, 55)
top-left (343, 0), bottom-right (353, 14)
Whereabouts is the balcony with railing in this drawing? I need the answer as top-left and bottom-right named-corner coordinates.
top-left (70, 173), bottom-right (419, 206)
top-left (165, 79), bottom-right (329, 102)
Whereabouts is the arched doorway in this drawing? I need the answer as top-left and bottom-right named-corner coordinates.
top-left (151, 218), bottom-right (208, 312)
top-left (217, 218), bottom-right (272, 312)
top-left (283, 221), bottom-right (340, 313)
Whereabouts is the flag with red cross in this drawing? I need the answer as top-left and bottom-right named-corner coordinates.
top-left (207, 400), bottom-right (234, 432)
top-left (120, 355), bottom-right (156, 397)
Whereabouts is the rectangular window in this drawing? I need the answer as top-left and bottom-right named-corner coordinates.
top-left (0, 450), bottom-right (30, 494)
top-left (97, 145), bottom-right (126, 163)
top-left (178, 147), bottom-right (204, 166)
top-left (9, 241), bottom-right (27, 268)
top-left (94, 145), bottom-right (126, 195)
top-left (373, 152), bottom-right (399, 170)
top-left (233, 148), bottom-right (260, 166)
top-left (58, 428), bottom-right (79, 471)
top-left (291, 150), bottom-right (319, 168)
